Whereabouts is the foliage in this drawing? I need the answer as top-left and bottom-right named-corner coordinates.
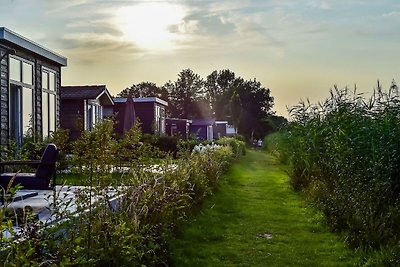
top-left (215, 136), bottom-right (246, 158)
top-left (1, 120), bottom-right (239, 266)
top-left (167, 68), bottom-right (208, 119)
top-left (116, 68), bottom-right (276, 140)
top-left (277, 84), bottom-right (400, 262)
top-left (264, 132), bottom-right (289, 163)
top-left (205, 69), bottom-right (237, 119)
top-left (263, 115), bottom-right (288, 134)
top-left (118, 81), bottom-right (168, 101)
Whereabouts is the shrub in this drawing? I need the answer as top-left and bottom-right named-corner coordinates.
top-left (215, 136), bottom-right (246, 158)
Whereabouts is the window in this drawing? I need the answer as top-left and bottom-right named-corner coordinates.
top-left (42, 68), bottom-right (57, 138)
top-left (22, 62), bottom-right (33, 85)
top-left (9, 56), bottom-right (34, 144)
top-left (85, 100), bottom-right (102, 131)
top-left (155, 105), bottom-right (160, 133)
top-left (154, 105), bottom-right (166, 134)
top-left (160, 107), bottom-right (165, 134)
top-left (171, 124), bottom-right (177, 136)
top-left (10, 58), bottom-right (21, 82)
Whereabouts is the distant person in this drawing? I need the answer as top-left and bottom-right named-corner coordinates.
top-left (257, 139), bottom-right (263, 148)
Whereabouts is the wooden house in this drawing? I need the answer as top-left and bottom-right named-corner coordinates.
top-left (190, 119), bottom-right (215, 141)
top-left (107, 97), bottom-right (168, 136)
top-left (166, 118), bottom-right (192, 139)
top-left (0, 27), bottom-right (67, 148)
top-left (60, 85), bottom-right (114, 141)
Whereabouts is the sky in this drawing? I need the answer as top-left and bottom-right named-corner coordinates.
top-left (2, 0), bottom-right (400, 117)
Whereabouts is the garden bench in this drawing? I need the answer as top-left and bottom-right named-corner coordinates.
top-left (0, 143), bottom-right (58, 193)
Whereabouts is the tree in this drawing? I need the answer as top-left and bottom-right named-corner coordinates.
top-left (235, 78), bottom-right (274, 139)
top-left (118, 82), bottom-right (168, 101)
top-left (230, 91), bottom-right (241, 132)
top-left (205, 69), bottom-right (236, 119)
top-left (167, 69), bottom-right (209, 118)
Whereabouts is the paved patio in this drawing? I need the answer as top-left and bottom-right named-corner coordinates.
top-left (2, 185), bottom-right (124, 238)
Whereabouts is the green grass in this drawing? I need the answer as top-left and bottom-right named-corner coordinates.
top-left (168, 149), bottom-right (360, 266)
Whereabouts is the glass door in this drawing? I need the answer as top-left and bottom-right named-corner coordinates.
top-left (10, 84), bottom-right (22, 144)
top-left (10, 84), bottom-right (33, 144)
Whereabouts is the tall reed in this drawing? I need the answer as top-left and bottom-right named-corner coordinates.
top-left (278, 84), bottom-right (400, 263)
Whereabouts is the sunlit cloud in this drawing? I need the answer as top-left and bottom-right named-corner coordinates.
top-left (113, 2), bottom-right (188, 51)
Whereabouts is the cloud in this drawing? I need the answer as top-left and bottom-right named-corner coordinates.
top-left (60, 32), bottom-right (144, 64)
top-left (308, 0), bottom-right (332, 10)
top-left (382, 11), bottom-right (400, 17)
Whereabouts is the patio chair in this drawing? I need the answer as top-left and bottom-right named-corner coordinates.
top-left (0, 143), bottom-right (58, 191)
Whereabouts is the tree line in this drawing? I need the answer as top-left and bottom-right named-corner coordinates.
top-left (118, 69), bottom-right (284, 139)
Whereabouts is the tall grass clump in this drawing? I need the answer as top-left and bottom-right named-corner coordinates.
top-left (279, 84), bottom-right (400, 264)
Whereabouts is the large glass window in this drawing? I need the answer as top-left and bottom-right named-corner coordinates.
top-left (22, 62), bottom-right (33, 85)
top-left (9, 56), bottom-right (34, 144)
top-left (85, 101), bottom-right (102, 131)
top-left (42, 68), bottom-right (57, 138)
top-left (49, 94), bottom-right (56, 133)
top-left (49, 72), bottom-right (55, 91)
top-left (42, 92), bottom-right (49, 136)
top-left (22, 87), bottom-right (33, 133)
top-left (160, 107), bottom-right (165, 134)
top-left (154, 105), bottom-right (166, 134)
top-left (155, 105), bottom-right (160, 133)
top-left (42, 72), bottom-right (49, 90)
top-left (10, 57), bottom-right (21, 82)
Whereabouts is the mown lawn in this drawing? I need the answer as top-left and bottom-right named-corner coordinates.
top-left (168, 149), bottom-right (360, 266)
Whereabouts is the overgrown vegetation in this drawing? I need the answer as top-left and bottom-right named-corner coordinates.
top-left (273, 83), bottom-right (400, 265)
top-left (0, 120), bottom-right (245, 266)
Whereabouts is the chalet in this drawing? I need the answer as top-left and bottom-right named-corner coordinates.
top-left (107, 97), bottom-right (168, 136)
top-left (165, 118), bottom-right (192, 139)
top-left (190, 119), bottom-right (215, 141)
top-left (214, 120), bottom-right (228, 139)
top-left (60, 85), bottom-right (114, 140)
top-left (0, 27), bottom-right (67, 148)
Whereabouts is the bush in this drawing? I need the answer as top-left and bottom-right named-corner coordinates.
top-left (215, 137), bottom-right (246, 158)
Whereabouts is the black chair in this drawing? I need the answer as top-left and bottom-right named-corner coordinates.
top-left (0, 144), bottom-right (58, 191)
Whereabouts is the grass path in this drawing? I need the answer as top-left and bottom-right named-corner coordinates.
top-left (169, 149), bottom-right (359, 266)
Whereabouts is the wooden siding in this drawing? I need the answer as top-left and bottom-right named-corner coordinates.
top-left (166, 118), bottom-right (190, 139)
top-left (134, 102), bottom-right (156, 134)
top-left (0, 43), bottom-right (62, 149)
top-left (0, 46), bottom-right (9, 148)
top-left (60, 99), bottom-right (84, 141)
top-left (107, 99), bottom-right (168, 136)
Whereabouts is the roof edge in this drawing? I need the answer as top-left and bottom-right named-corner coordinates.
top-left (0, 27), bottom-right (67, 66)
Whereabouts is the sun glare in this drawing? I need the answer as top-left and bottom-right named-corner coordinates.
top-left (115, 3), bottom-right (186, 51)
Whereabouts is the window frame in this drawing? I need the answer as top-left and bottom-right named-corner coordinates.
top-left (85, 99), bottom-right (102, 131)
top-left (8, 55), bottom-right (34, 143)
top-left (41, 67), bottom-right (57, 139)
